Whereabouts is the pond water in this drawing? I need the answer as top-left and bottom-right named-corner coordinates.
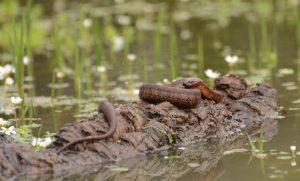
top-left (0, 0), bottom-right (300, 180)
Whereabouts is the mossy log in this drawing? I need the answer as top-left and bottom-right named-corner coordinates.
top-left (0, 75), bottom-right (278, 180)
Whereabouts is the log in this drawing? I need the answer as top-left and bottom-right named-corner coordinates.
top-left (0, 75), bottom-right (278, 180)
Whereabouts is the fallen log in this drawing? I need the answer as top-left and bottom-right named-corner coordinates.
top-left (0, 75), bottom-right (278, 180)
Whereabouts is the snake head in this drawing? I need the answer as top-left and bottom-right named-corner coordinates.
top-left (183, 77), bottom-right (203, 88)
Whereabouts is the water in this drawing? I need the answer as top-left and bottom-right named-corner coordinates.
top-left (1, 0), bottom-right (300, 180)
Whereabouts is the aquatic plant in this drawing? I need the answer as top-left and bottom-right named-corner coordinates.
top-left (9, 20), bottom-right (25, 100)
top-left (0, 126), bottom-right (16, 135)
top-left (93, 19), bottom-right (104, 67)
top-left (52, 19), bottom-right (64, 71)
top-left (197, 36), bottom-right (204, 78)
top-left (205, 69), bottom-right (220, 87)
top-left (154, 5), bottom-right (165, 81)
top-left (31, 137), bottom-right (53, 150)
top-left (169, 24), bottom-right (178, 80)
top-left (225, 54), bottom-right (240, 73)
top-left (79, 12), bottom-right (94, 95)
top-left (247, 25), bottom-right (256, 75)
top-left (74, 44), bottom-right (82, 99)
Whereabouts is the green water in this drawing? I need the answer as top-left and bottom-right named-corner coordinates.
top-left (1, 0), bottom-right (300, 180)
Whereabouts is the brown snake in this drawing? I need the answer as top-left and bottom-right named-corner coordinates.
top-left (57, 101), bottom-right (117, 153)
top-left (182, 77), bottom-right (225, 103)
top-left (139, 84), bottom-right (202, 108)
top-left (139, 77), bottom-right (224, 107)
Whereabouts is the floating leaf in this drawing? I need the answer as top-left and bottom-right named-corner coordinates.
top-left (277, 156), bottom-right (292, 160)
top-left (281, 82), bottom-right (296, 87)
top-left (223, 148), bottom-right (249, 155)
top-left (277, 68), bottom-right (294, 76)
top-left (254, 153), bottom-right (267, 159)
top-left (291, 99), bottom-right (300, 104)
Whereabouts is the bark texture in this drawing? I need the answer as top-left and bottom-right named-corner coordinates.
top-left (0, 75), bottom-right (278, 180)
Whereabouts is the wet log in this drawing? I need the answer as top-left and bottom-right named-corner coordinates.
top-left (0, 75), bottom-right (278, 180)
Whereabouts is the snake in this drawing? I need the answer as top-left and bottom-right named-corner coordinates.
top-left (182, 77), bottom-right (225, 103)
top-left (139, 77), bottom-right (225, 107)
top-left (57, 101), bottom-right (117, 153)
top-left (139, 84), bottom-right (202, 108)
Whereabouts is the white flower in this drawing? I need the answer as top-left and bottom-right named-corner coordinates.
top-left (0, 108), bottom-right (14, 115)
top-left (112, 36), bottom-right (124, 52)
top-left (0, 72), bottom-right (4, 80)
top-left (278, 68), bottom-right (294, 75)
top-left (97, 66), bottom-right (106, 73)
top-left (205, 69), bottom-right (220, 79)
top-left (178, 147), bottom-right (186, 150)
top-left (291, 160), bottom-right (297, 167)
top-left (180, 30), bottom-right (192, 40)
top-left (133, 89), bottom-right (139, 95)
top-left (116, 15), bottom-right (131, 25)
top-left (0, 66), bottom-right (4, 80)
top-left (0, 126), bottom-right (16, 135)
top-left (5, 77), bottom-right (14, 85)
top-left (225, 55), bottom-right (239, 64)
top-left (0, 118), bottom-right (9, 126)
top-left (290, 145), bottom-right (296, 152)
top-left (83, 18), bottom-right (92, 28)
top-left (127, 54), bottom-right (136, 61)
top-left (31, 137), bottom-right (53, 147)
top-left (56, 71), bottom-right (64, 78)
top-left (11, 96), bottom-right (23, 104)
top-left (163, 78), bottom-right (170, 84)
top-left (3, 64), bottom-right (15, 74)
top-left (23, 56), bottom-right (30, 65)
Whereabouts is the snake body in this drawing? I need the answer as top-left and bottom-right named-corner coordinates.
top-left (57, 101), bottom-right (117, 153)
top-left (183, 77), bottom-right (225, 103)
top-left (139, 84), bottom-right (202, 108)
top-left (139, 77), bottom-right (224, 107)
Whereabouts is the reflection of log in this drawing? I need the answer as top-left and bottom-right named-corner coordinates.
top-left (0, 75), bottom-right (278, 180)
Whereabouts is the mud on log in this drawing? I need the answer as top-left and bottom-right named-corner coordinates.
top-left (0, 75), bottom-right (278, 180)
